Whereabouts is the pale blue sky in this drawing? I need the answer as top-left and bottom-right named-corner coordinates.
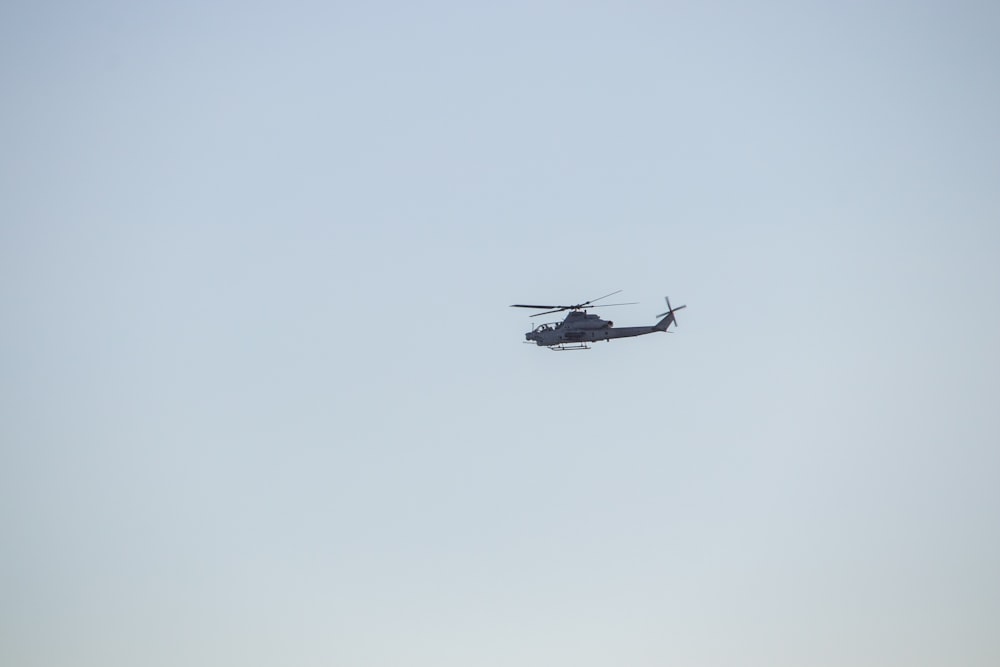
top-left (2, 2), bottom-right (999, 666)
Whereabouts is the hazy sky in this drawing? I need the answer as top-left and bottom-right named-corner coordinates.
top-left (2, 2), bottom-right (999, 666)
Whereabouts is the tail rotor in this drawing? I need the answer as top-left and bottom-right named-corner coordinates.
top-left (655, 296), bottom-right (686, 331)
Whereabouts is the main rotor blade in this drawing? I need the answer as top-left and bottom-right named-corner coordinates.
top-left (587, 301), bottom-right (638, 309)
top-left (528, 302), bottom-right (639, 317)
top-left (513, 292), bottom-right (630, 317)
top-left (582, 289), bottom-right (623, 306)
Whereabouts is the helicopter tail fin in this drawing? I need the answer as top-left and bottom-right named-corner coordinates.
top-left (654, 297), bottom-right (686, 331)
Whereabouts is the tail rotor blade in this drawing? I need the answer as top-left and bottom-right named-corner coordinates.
top-left (656, 296), bottom-right (673, 319)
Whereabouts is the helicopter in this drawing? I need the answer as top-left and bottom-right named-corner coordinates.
top-left (511, 290), bottom-right (686, 350)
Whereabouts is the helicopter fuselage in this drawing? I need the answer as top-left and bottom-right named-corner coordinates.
top-left (524, 309), bottom-right (677, 349)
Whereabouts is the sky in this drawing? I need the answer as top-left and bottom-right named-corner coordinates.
top-left (2, 1), bottom-right (999, 665)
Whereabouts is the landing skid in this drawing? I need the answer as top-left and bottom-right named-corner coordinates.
top-left (549, 343), bottom-right (590, 351)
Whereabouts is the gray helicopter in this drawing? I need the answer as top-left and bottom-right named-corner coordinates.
top-left (511, 290), bottom-right (686, 351)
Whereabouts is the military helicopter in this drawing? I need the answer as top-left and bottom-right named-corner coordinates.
top-left (511, 290), bottom-right (686, 350)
